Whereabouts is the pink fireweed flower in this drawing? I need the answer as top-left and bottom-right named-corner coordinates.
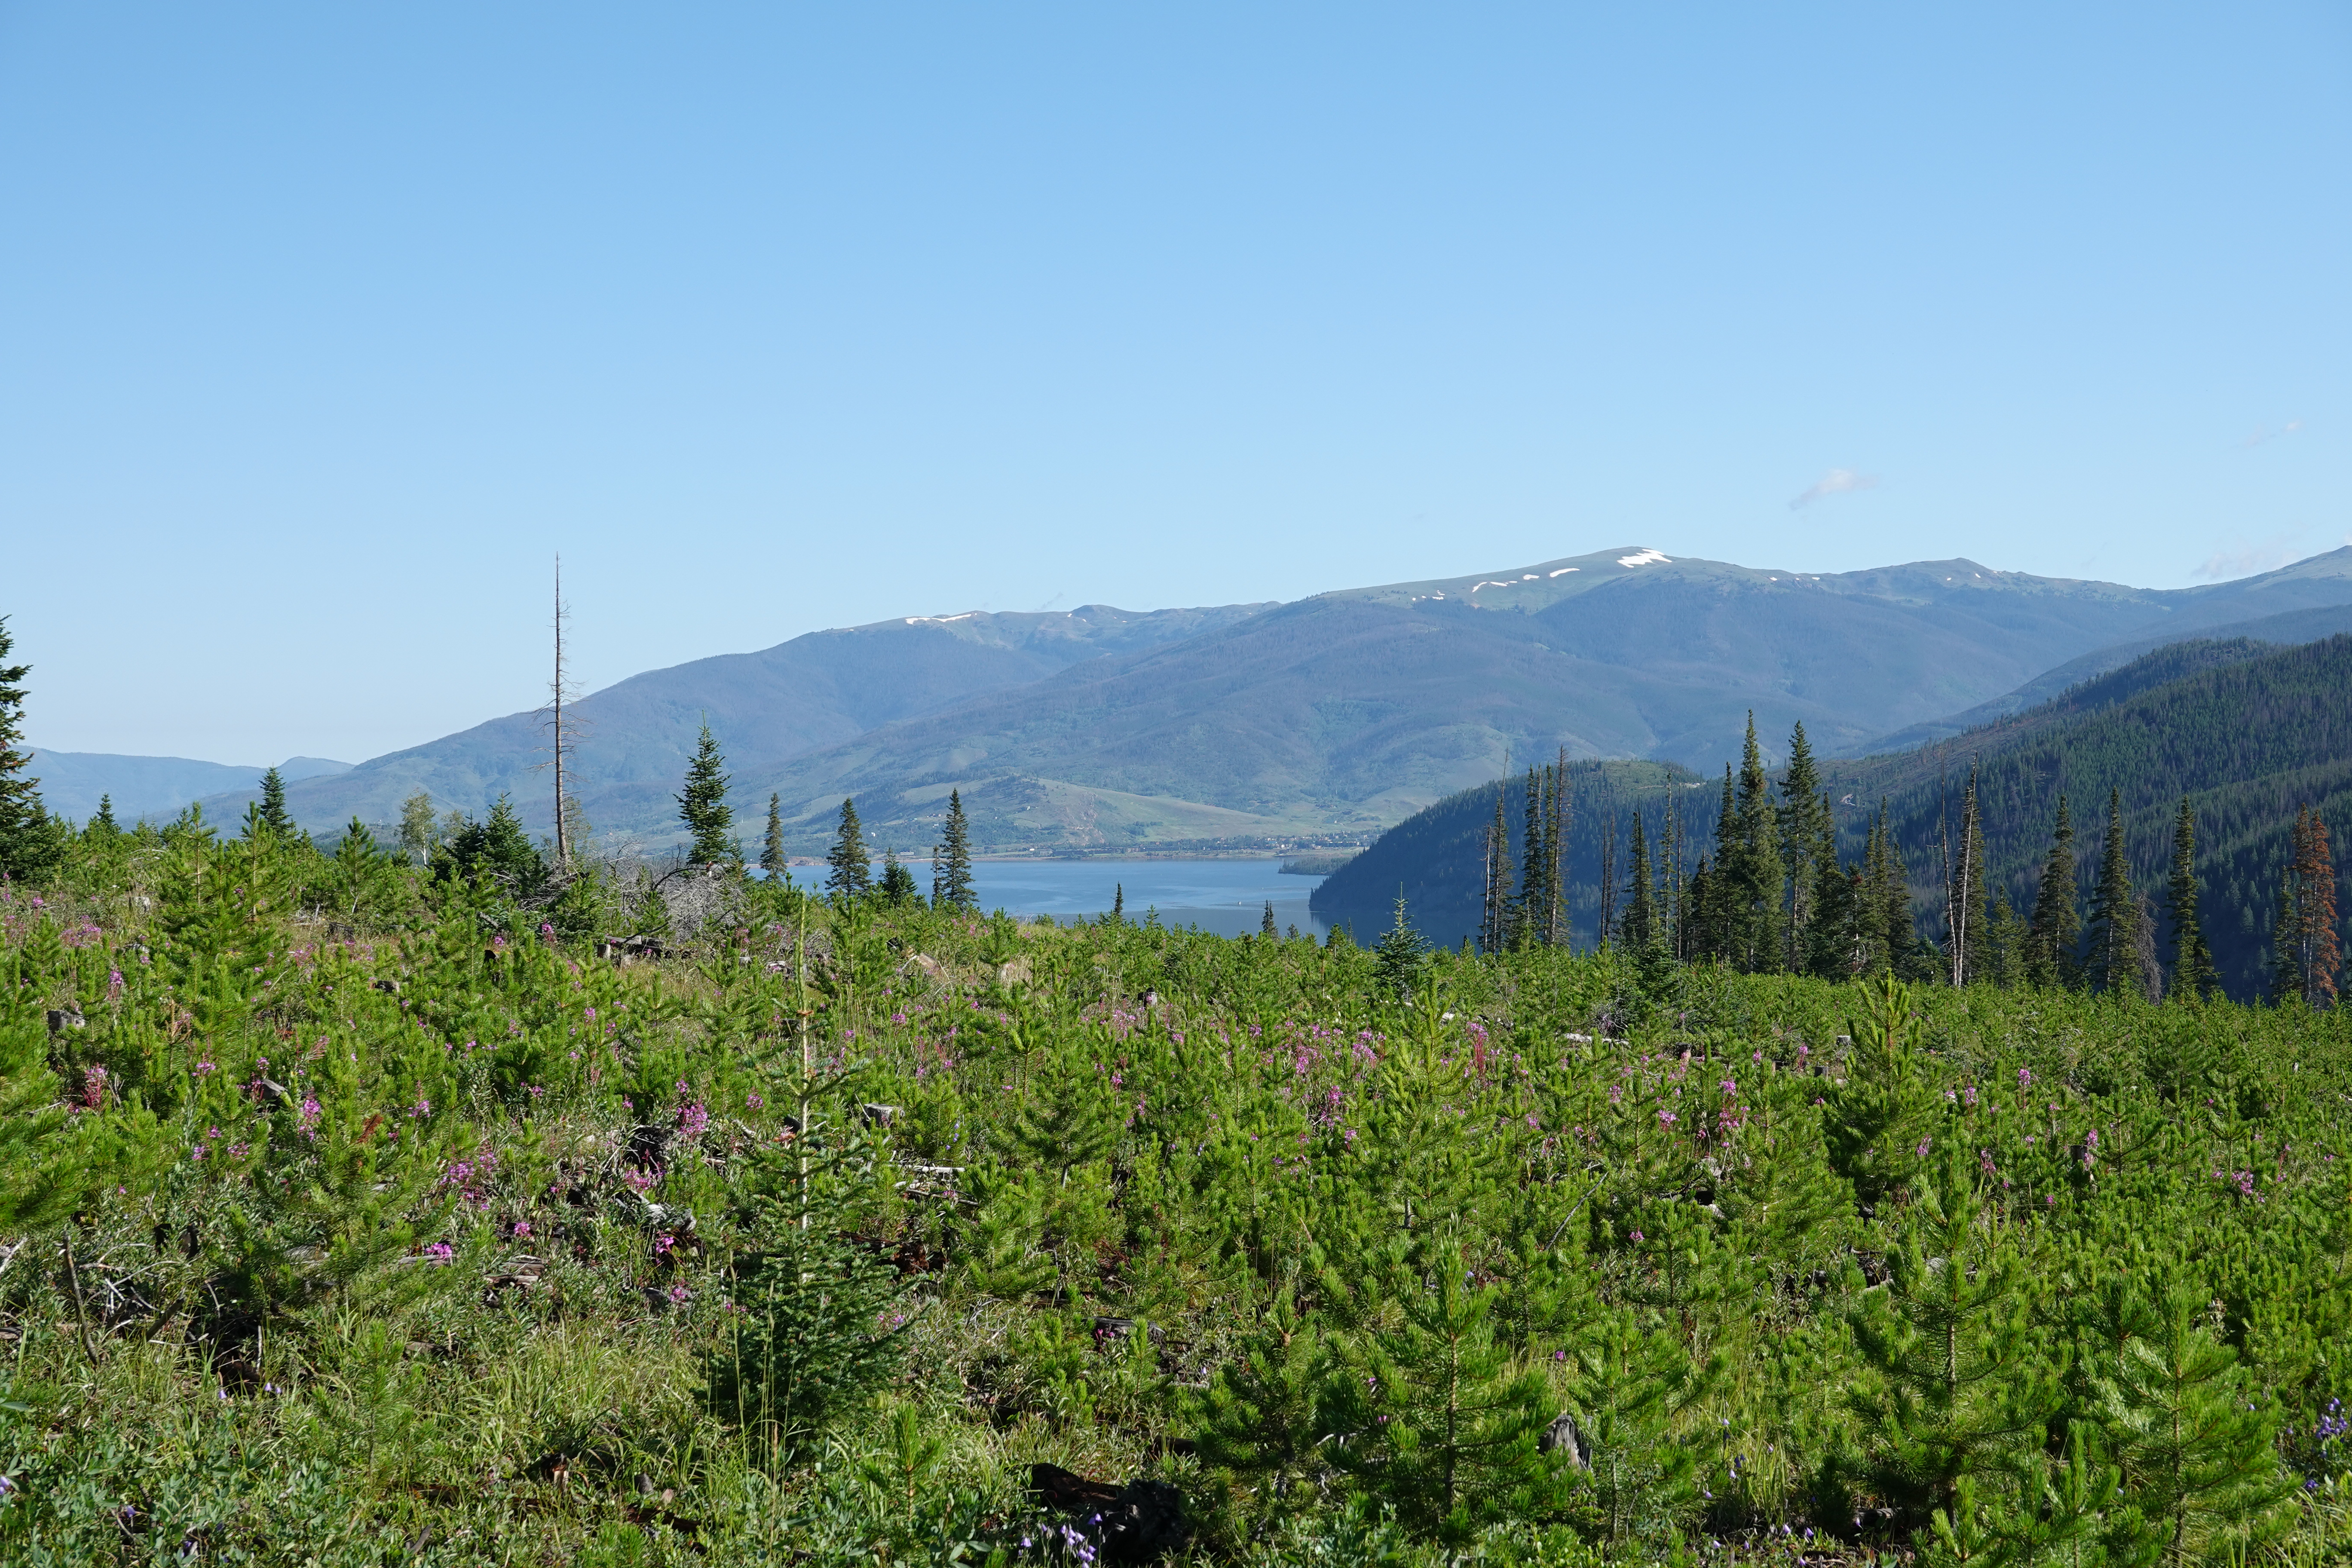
top-left (423, 1242), bottom-right (454, 1265)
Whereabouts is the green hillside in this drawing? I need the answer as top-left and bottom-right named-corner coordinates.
top-left (215, 602), bottom-right (1273, 841)
top-left (1829, 634), bottom-right (2352, 999)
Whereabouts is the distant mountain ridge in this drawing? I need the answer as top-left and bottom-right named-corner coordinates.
top-left (191, 602), bottom-right (1272, 838)
top-left (208, 544), bottom-right (2352, 854)
top-left (31, 751), bottom-right (349, 824)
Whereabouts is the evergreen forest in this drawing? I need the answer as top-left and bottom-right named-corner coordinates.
top-left (3, 619), bottom-right (2352, 1565)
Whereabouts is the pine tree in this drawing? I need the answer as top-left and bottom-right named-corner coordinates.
top-left (2027, 794), bottom-right (2082, 990)
top-left (677, 722), bottom-right (735, 865)
top-left (937, 788), bottom-right (976, 910)
top-left (825, 799), bottom-right (871, 898)
top-left (0, 616), bottom-right (62, 882)
top-left (1849, 1144), bottom-right (2057, 1524)
top-left (2086, 787), bottom-right (2144, 998)
top-left (1188, 1291), bottom-right (1335, 1532)
top-left (91, 794), bottom-right (118, 836)
top-left (257, 766), bottom-right (294, 837)
top-left (1111, 882), bottom-right (1124, 923)
top-left (1568, 1313), bottom-right (1711, 1547)
top-left (2089, 1280), bottom-right (2294, 1561)
top-left (2165, 799), bottom-right (2218, 1001)
top-left (1320, 1234), bottom-right (1569, 1544)
top-left (1261, 900), bottom-right (1277, 937)
top-left (760, 792), bottom-right (787, 881)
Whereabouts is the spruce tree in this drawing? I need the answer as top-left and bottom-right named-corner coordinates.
top-left (677, 721), bottom-right (735, 864)
top-left (2086, 787), bottom-right (2144, 997)
top-left (1516, 766), bottom-right (1560, 947)
top-left (1620, 810), bottom-right (1657, 954)
top-left (2027, 794), bottom-right (2081, 990)
top-left (760, 792), bottom-right (787, 881)
top-left (2274, 805), bottom-right (2342, 1007)
top-left (1944, 769), bottom-right (1986, 987)
top-left (2300, 807), bottom-right (2341, 1007)
top-left (826, 798), bottom-right (871, 898)
top-left (1373, 891), bottom-right (1430, 998)
top-left (1261, 900), bottom-right (1277, 937)
top-left (877, 847), bottom-right (919, 906)
top-left (92, 794), bottom-right (118, 836)
top-left (1734, 715), bottom-right (1786, 973)
top-left (1780, 722), bottom-right (1825, 970)
top-left (2165, 799), bottom-right (2217, 1001)
top-left (257, 766), bottom-right (294, 837)
top-left (937, 788), bottom-right (976, 910)
top-left (0, 616), bottom-right (62, 881)
top-left (1480, 783), bottom-right (1516, 954)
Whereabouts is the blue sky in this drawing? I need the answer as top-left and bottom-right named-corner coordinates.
top-left (3, 3), bottom-right (2346, 763)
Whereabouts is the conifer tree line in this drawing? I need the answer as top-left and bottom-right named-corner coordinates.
top-left (1466, 714), bottom-right (2343, 1006)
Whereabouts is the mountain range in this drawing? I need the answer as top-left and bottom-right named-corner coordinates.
top-left (24, 751), bottom-right (350, 825)
top-left (71, 543), bottom-right (2352, 855)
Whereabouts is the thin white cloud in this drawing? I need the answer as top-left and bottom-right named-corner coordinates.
top-left (1788, 468), bottom-right (1879, 510)
top-left (2193, 534), bottom-right (2304, 582)
top-left (2242, 419), bottom-right (2304, 449)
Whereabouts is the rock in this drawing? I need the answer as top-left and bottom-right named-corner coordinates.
top-left (860, 1103), bottom-right (899, 1128)
top-left (1027, 1464), bottom-right (1189, 1563)
top-left (1092, 1316), bottom-right (1166, 1348)
top-left (1539, 1411), bottom-right (1589, 1468)
top-left (45, 1008), bottom-right (84, 1034)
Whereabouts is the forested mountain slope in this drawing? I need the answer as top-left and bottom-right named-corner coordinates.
top-left (1831, 634), bottom-right (2352, 998)
top-left (1319, 634), bottom-right (2351, 998)
top-left (1311, 761), bottom-right (1716, 946)
top-left (1861, 598), bottom-right (2352, 752)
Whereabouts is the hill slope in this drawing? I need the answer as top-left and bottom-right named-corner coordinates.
top-left (214, 603), bottom-right (1271, 838)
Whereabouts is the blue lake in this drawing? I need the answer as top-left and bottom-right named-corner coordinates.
top-left (783, 857), bottom-right (1329, 938)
